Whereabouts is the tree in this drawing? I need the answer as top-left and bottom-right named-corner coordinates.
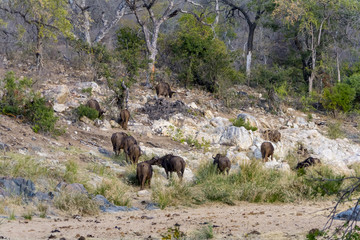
top-left (125, 0), bottom-right (180, 87)
top-left (274, 0), bottom-right (359, 95)
top-left (221, 0), bottom-right (274, 79)
top-left (0, 0), bottom-right (73, 69)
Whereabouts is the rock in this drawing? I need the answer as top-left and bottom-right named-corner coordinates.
top-left (45, 85), bottom-right (69, 104)
top-left (0, 177), bottom-right (36, 197)
top-left (204, 110), bottom-right (214, 119)
top-left (195, 126), bottom-right (225, 144)
top-left (98, 148), bottom-right (112, 157)
top-left (100, 120), bottom-right (112, 130)
top-left (0, 143), bottom-right (10, 152)
top-left (56, 182), bottom-right (88, 195)
top-left (334, 206), bottom-right (360, 221)
top-left (93, 195), bottom-right (139, 213)
top-left (183, 168), bottom-right (195, 182)
top-left (264, 161), bottom-right (290, 172)
top-left (188, 102), bottom-right (198, 109)
top-left (137, 190), bottom-right (150, 197)
top-left (80, 116), bottom-right (93, 125)
top-left (145, 203), bottom-right (160, 210)
top-left (210, 117), bottom-right (231, 128)
top-left (110, 120), bottom-right (120, 128)
top-left (295, 116), bottom-right (307, 126)
top-left (53, 103), bottom-right (68, 113)
top-left (219, 126), bottom-right (254, 150)
top-left (237, 113), bottom-right (260, 128)
top-left (226, 151), bottom-right (250, 165)
top-left (151, 119), bottom-right (173, 136)
top-left (94, 119), bottom-right (103, 127)
top-left (76, 82), bottom-right (101, 94)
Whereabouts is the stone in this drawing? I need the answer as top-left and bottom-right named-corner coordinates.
top-left (53, 103), bottom-right (68, 113)
top-left (94, 195), bottom-right (139, 213)
top-left (188, 102), bottom-right (198, 109)
top-left (137, 190), bottom-right (151, 197)
top-left (219, 126), bottom-right (254, 150)
top-left (80, 116), bottom-right (93, 125)
top-left (264, 161), bottom-right (290, 172)
top-left (204, 110), bottom-right (214, 119)
top-left (56, 182), bottom-right (88, 195)
top-left (334, 206), bottom-right (360, 221)
top-left (45, 85), bottom-right (69, 104)
top-left (183, 168), bottom-right (195, 182)
top-left (295, 116), bottom-right (307, 126)
top-left (110, 120), bottom-right (120, 128)
top-left (0, 177), bottom-right (36, 198)
top-left (210, 117), bottom-right (231, 128)
top-left (94, 119), bottom-right (103, 127)
top-left (76, 82), bottom-right (101, 94)
top-left (0, 143), bottom-right (10, 152)
top-left (237, 113), bottom-right (260, 128)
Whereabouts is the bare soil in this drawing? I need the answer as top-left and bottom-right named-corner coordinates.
top-left (0, 201), bottom-right (345, 240)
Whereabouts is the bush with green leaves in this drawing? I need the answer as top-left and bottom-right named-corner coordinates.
top-left (116, 27), bottom-right (147, 81)
top-left (231, 118), bottom-right (257, 131)
top-left (163, 14), bottom-right (242, 93)
top-left (0, 71), bottom-right (60, 134)
top-left (76, 104), bottom-right (99, 120)
top-left (322, 83), bottom-right (356, 117)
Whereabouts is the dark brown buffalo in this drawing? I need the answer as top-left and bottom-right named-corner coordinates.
top-left (136, 157), bottom-right (159, 190)
top-left (120, 136), bottom-right (137, 162)
top-left (295, 157), bottom-right (321, 170)
top-left (153, 154), bottom-right (186, 180)
top-left (213, 154), bottom-right (231, 175)
top-left (86, 99), bottom-right (106, 117)
top-left (263, 129), bottom-right (281, 143)
top-left (119, 109), bottom-right (130, 130)
top-left (155, 82), bottom-right (176, 98)
top-left (111, 132), bottom-right (128, 156)
top-left (261, 142), bottom-right (274, 162)
top-left (126, 144), bottom-right (141, 164)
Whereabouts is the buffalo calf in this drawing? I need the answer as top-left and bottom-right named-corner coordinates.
top-left (119, 109), bottom-right (130, 130)
top-left (86, 99), bottom-right (106, 117)
top-left (261, 142), bottom-right (274, 162)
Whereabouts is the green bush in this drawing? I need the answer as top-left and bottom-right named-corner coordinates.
top-left (322, 83), bottom-right (356, 116)
top-left (0, 72), bottom-right (60, 134)
top-left (231, 118), bottom-right (258, 131)
top-left (76, 104), bottom-right (99, 120)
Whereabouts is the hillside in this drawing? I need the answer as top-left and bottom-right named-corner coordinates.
top-left (0, 59), bottom-right (360, 239)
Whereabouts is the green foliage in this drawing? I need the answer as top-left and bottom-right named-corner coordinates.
top-left (327, 121), bottom-right (345, 139)
top-left (231, 118), bottom-right (258, 131)
top-left (0, 72), bottom-right (60, 134)
top-left (37, 203), bottom-right (48, 218)
top-left (22, 210), bottom-right (33, 220)
top-left (322, 83), bottom-right (356, 116)
top-left (116, 27), bottom-right (147, 80)
top-left (346, 73), bottom-right (360, 106)
top-left (192, 224), bottom-right (214, 239)
top-left (76, 105), bottom-right (99, 120)
top-left (161, 225), bottom-right (186, 240)
top-left (167, 126), bottom-right (210, 150)
top-left (165, 14), bottom-right (241, 92)
top-left (63, 160), bottom-right (79, 183)
top-left (94, 179), bottom-right (130, 207)
top-left (306, 228), bottom-right (326, 240)
top-left (81, 87), bottom-right (92, 96)
top-left (53, 191), bottom-right (99, 216)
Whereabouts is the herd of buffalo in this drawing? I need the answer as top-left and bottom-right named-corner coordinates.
top-left (85, 82), bottom-right (321, 190)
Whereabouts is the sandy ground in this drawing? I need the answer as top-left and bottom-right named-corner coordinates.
top-left (0, 201), bottom-right (346, 240)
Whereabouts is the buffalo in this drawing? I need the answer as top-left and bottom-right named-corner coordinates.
top-left (213, 154), bottom-right (231, 175)
top-left (155, 82), bottom-right (176, 98)
top-left (86, 99), bottom-right (106, 117)
top-left (153, 154), bottom-right (185, 180)
top-left (119, 109), bottom-right (130, 130)
top-left (295, 157), bottom-right (321, 170)
top-left (126, 144), bottom-right (141, 164)
top-left (136, 157), bottom-right (159, 190)
top-left (111, 132), bottom-right (128, 156)
top-left (261, 142), bottom-right (274, 162)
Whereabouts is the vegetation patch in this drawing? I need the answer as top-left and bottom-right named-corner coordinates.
top-left (76, 104), bottom-right (99, 121)
top-left (231, 118), bottom-right (258, 131)
top-left (53, 191), bottom-right (99, 216)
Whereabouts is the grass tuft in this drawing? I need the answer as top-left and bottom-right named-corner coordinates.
top-left (53, 191), bottom-right (99, 216)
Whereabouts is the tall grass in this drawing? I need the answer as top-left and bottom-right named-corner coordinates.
top-left (53, 191), bottom-right (99, 216)
top-left (94, 179), bottom-right (131, 206)
top-left (151, 160), bottom-right (354, 208)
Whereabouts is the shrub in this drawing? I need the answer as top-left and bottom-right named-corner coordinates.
top-left (322, 83), bottom-right (356, 117)
top-left (94, 179), bottom-right (130, 207)
top-left (326, 121), bottom-right (345, 139)
top-left (231, 118), bottom-right (257, 131)
top-left (76, 104), bottom-right (99, 120)
top-left (0, 72), bottom-right (60, 134)
top-left (53, 191), bottom-right (99, 216)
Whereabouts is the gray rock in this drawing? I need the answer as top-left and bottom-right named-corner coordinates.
top-left (334, 206), bottom-right (360, 221)
top-left (0, 177), bottom-right (36, 198)
top-left (0, 143), bottom-right (10, 152)
top-left (53, 103), bottom-right (68, 113)
top-left (94, 195), bottom-right (139, 213)
top-left (145, 203), bottom-right (160, 210)
top-left (219, 126), bottom-right (254, 150)
top-left (237, 113), bottom-right (260, 128)
top-left (98, 148), bottom-right (112, 157)
top-left (56, 182), bottom-right (88, 195)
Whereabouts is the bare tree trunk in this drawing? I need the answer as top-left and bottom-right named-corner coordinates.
top-left (336, 49), bottom-right (341, 83)
top-left (36, 27), bottom-right (43, 71)
top-left (246, 23), bottom-right (256, 82)
top-left (309, 50), bottom-right (316, 94)
top-left (93, 2), bottom-right (126, 44)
